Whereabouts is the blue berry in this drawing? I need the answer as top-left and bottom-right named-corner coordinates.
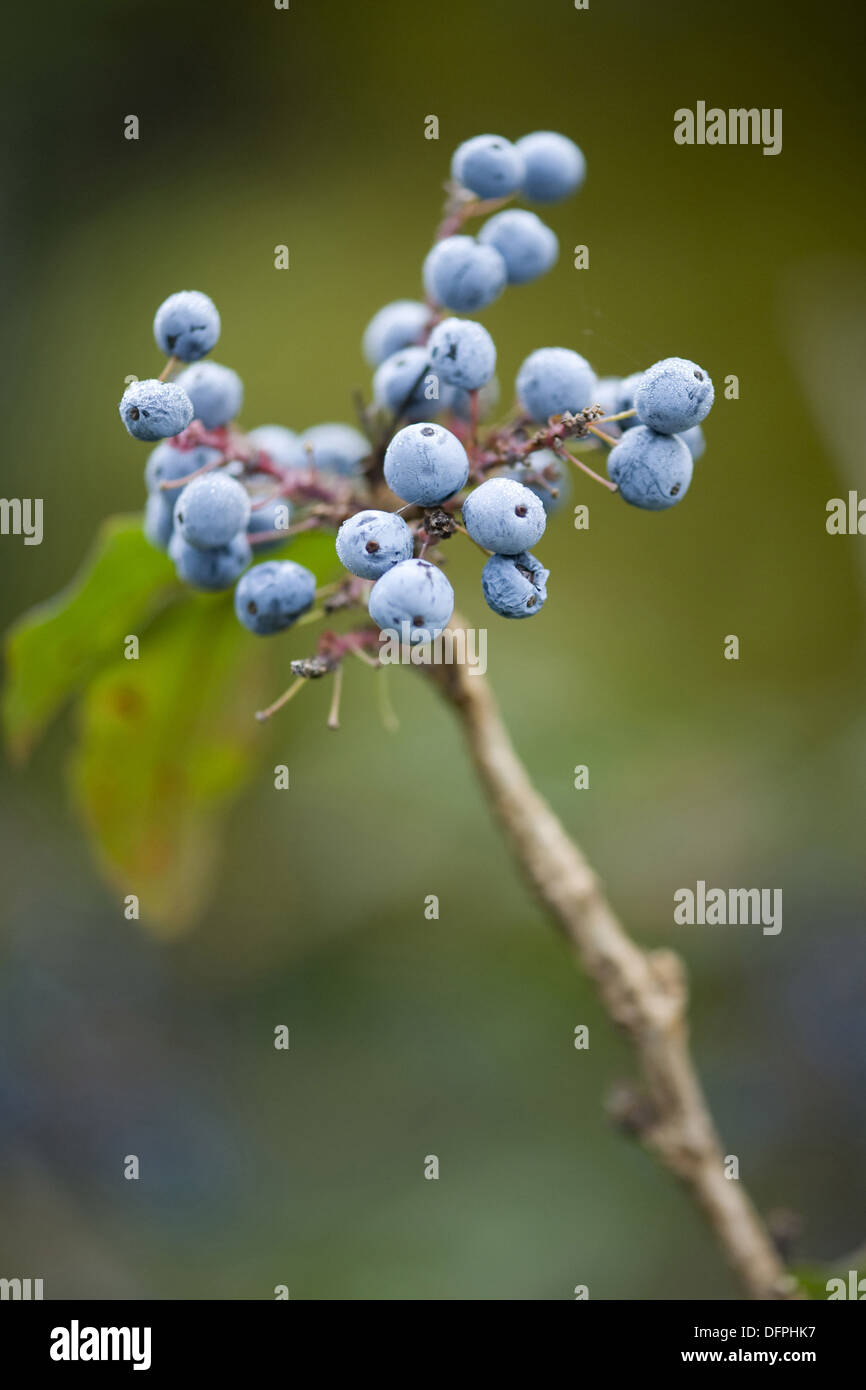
top-left (336, 509), bottom-right (414, 580)
top-left (462, 477), bottom-right (547, 553)
top-left (423, 236), bottom-right (507, 313)
top-left (144, 490), bottom-right (176, 551)
top-left (300, 423), bottom-right (369, 475)
top-left (478, 209), bottom-right (558, 285)
top-left (119, 379), bottom-right (194, 442)
top-left (680, 424), bottom-right (706, 460)
top-left (427, 317), bottom-right (496, 391)
top-left (169, 530), bottom-right (251, 591)
top-left (368, 558), bottom-right (454, 645)
top-left (373, 346), bottom-right (434, 421)
top-left (482, 551), bottom-right (549, 618)
top-left (234, 560), bottom-right (316, 634)
top-left (247, 425), bottom-right (307, 470)
top-left (515, 132), bottom-right (586, 203)
top-left (607, 425), bottom-right (693, 510)
top-left (502, 449), bottom-right (571, 514)
top-left (153, 290), bottom-right (220, 362)
top-left (451, 135), bottom-right (523, 199)
top-left (246, 495), bottom-right (292, 552)
top-left (516, 347), bottom-right (597, 422)
top-left (634, 357), bottom-right (714, 434)
top-left (176, 362), bottom-right (243, 429)
top-left (384, 422), bottom-right (469, 505)
top-left (362, 300), bottom-right (430, 366)
top-left (144, 442), bottom-right (222, 493)
top-left (173, 471), bottom-right (251, 549)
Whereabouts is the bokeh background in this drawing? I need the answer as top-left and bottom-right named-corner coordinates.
top-left (1, 0), bottom-right (864, 1299)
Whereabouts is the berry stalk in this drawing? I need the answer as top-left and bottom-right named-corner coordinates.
top-left (424, 615), bottom-right (802, 1303)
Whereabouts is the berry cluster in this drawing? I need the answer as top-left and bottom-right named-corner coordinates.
top-left (119, 129), bottom-right (715, 719)
top-left (126, 289), bottom-right (368, 637)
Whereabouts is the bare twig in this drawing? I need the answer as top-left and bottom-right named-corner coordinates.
top-left (424, 614), bottom-right (802, 1302)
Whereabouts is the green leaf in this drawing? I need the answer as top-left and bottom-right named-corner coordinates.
top-left (3, 512), bottom-right (344, 930)
top-left (71, 593), bottom-right (272, 936)
top-left (3, 515), bottom-right (177, 760)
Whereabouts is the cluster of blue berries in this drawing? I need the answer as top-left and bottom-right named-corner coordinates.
top-left (366, 132), bottom-right (583, 405)
top-left (334, 419), bottom-right (552, 636)
top-left (422, 132), bottom-right (583, 314)
top-left (126, 290), bottom-right (373, 638)
top-left (599, 358), bottom-right (713, 508)
top-left (118, 129), bottom-right (716, 717)
top-left (346, 130), bottom-right (714, 640)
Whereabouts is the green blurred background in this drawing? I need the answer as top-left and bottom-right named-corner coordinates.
top-left (1, 0), bottom-right (864, 1299)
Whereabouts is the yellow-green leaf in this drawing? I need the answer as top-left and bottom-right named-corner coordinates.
top-left (71, 594), bottom-right (271, 935)
top-left (3, 515), bottom-right (177, 760)
top-left (5, 514), bottom-right (343, 929)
